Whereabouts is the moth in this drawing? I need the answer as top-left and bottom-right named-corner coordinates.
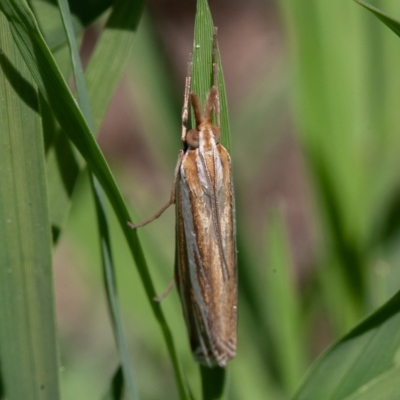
top-left (129, 28), bottom-right (237, 368)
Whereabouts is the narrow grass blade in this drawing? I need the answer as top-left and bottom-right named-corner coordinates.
top-left (56, 0), bottom-right (92, 126)
top-left (0, 13), bottom-right (60, 400)
top-left (0, 1), bottom-right (189, 398)
top-left (86, 0), bottom-right (145, 131)
top-left (30, 0), bottom-right (84, 51)
top-left (47, 0), bottom-right (144, 239)
top-left (0, 0), bottom-right (122, 211)
top-left (67, 0), bottom-right (114, 26)
top-left (294, 289), bottom-right (400, 399)
top-left (45, 115), bottom-right (80, 243)
top-left (265, 209), bottom-right (307, 395)
top-left (93, 179), bottom-right (137, 400)
top-left (57, 0), bottom-right (138, 398)
top-left (200, 366), bottom-right (226, 400)
top-left (342, 365), bottom-right (400, 400)
top-left (355, 1), bottom-right (400, 37)
top-left (102, 367), bottom-right (124, 400)
top-left (277, 0), bottom-right (400, 333)
top-left (192, 0), bottom-right (231, 151)
top-left (191, 0), bottom-right (231, 397)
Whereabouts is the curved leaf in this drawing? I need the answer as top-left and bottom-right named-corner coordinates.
top-left (355, 1), bottom-right (400, 38)
top-left (294, 290), bottom-right (400, 399)
top-left (56, 0), bottom-right (139, 397)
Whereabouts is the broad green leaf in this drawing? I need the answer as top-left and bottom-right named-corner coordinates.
top-left (0, 13), bottom-right (60, 400)
top-left (294, 290), bottom-right (400, 399)
top-left (343, 365), bottom-right (400, 400)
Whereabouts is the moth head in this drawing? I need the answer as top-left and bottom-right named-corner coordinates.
top-left (186, 88), bottom-right (220, 149)
top-left (186, 129), bottom-right (199, 149)
top-left (185, 125), bottom-right (220, 149)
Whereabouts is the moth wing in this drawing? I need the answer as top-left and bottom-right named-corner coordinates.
top-left (175, 144), bottom-right (237, 367)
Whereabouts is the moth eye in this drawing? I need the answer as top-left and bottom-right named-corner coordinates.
top-left (186, 129), bottom-right (199, 148)
top-left (212, 126), bottom-right (221, 143)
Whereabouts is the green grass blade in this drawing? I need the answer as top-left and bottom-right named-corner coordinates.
top-left (56, 0), bottom-right (92, 127)
top-left (293, 289), bottom-right (400, 399)
top-left (86, 0), bottom-right (144, 132)
top-left (277, 0), bottom-right (400, 334)
top-left (92, 180), bottom-right (138, 400)
top-left (191, 0), bottom-right (231, 397)
top-left (67, 0), bottom-right (114, 26)
top-left (0, 1), bottom-right (118, 203)
top-left (200, 366), bottom-right (226, 400)
top-left (355, 1), bottom-right (400, 37)
top-left (0, 13), bottom-right (60, 399)
top-left (45, 118), bottom-right (80, 243)
top-left (192, 0), bottom-right (231, 152)
top-left (0, 1), bottom-right (189, 398)
top-left (265, 209), bottom-right (307, 395)
top-left (56, 0), bottom-right (139, 398)
top-left (342, 365), bottom-right (400, 400)
top-left (30, 0), bottom-right (84, 51)
top-left (31, 0), bottom-right (115, 51)
top-left (102, 367), bottom-right (124, 400)
top-left (47, 0), bottom-right (144, 240)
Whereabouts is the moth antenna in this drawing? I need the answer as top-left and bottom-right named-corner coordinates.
top-left (190, 92), bottom-right (203, 128)
top-left (181, 53), bottom-right (193, 142)
top-left (204, 87), bottom-right (218, 123)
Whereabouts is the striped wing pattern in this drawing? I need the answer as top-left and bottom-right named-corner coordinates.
top-left (175, 140), bottom-right (237, 367)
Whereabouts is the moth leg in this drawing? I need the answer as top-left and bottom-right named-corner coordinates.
top-left (127, 151), bottom-right (184, 229)
top-left (212, 26), bottom-right (221, 127)
top-left (153, 277), bottom-right (176, 302)
top-left (181, 53), bottom-right (193, 142)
